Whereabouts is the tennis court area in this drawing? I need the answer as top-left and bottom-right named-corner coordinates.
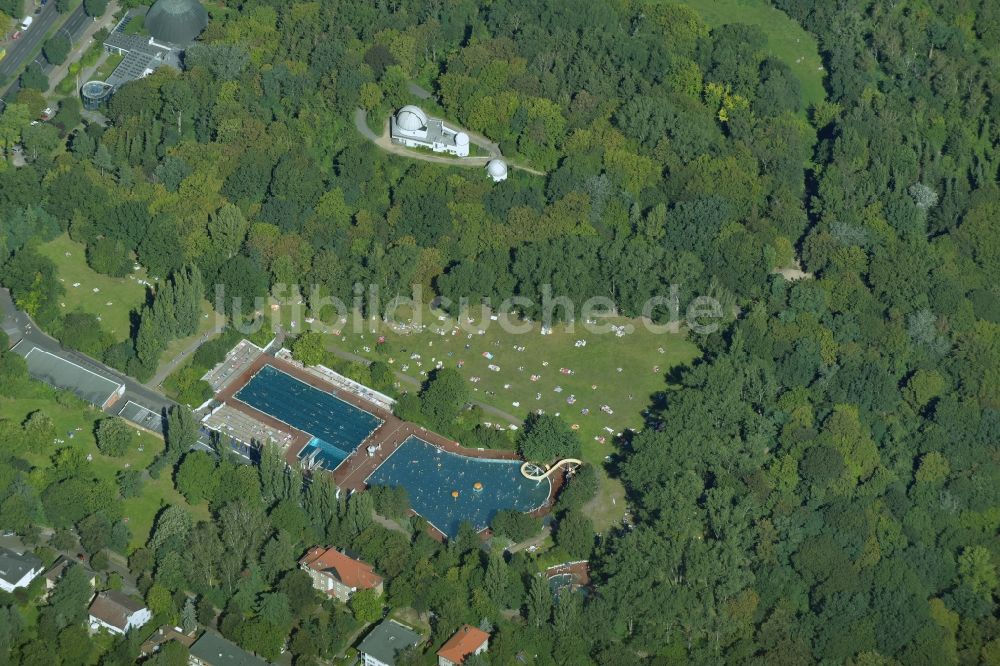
top-left (234, 364), bottom-right (383, 464)
top-left (366, 435), bottom-right (551, 538)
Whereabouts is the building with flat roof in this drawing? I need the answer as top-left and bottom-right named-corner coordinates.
top-left (0, 547), bottom-right (43, 593)
top-left (390, 105), bottom-right (470, 157)
top-left (21, 346), bottom-right (124, 408)
top-left (358, 620), bottom-right (423, 666)
top-left (83, 0), bottom-right (208, 108)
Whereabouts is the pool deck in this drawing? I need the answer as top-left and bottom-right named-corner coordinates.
top-left (216, 354), bottom-right (565, 528)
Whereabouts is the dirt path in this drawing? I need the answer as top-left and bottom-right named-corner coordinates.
top-left (772, 257), bottom-right (813, 281)
top-left (353, 108), bottom-right (545, 176)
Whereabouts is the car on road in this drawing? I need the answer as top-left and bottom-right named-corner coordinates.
top-left (20, 16), bottom-right (33, 30)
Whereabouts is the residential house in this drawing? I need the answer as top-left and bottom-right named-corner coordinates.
top-left (88, 590), bottom-right (152, 635)
top-left (0, 547), bottom-right (43, 593)
top-left (357, 620), bottom-right (423, 666)
top-left (299, 546), bottom-right (383, 602)
top-left (437, 625), bottom-right (490, 666)
top-left (43, 556), bottom-right (97, 599)
top-left (188, 630), bottom-right (271, 666)
top-left (140, 625), bottom-right (197, 657)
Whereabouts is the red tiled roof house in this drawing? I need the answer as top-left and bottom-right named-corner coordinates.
top-left (437, 625), bottom-right (489, 666)
top-left (299, 546), bottom-right (383, 602)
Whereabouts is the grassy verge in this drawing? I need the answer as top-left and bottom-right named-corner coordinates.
top-left (675, 0), bottom-right (826, 109)
top-left (91, 51), bottom-right (122, 80)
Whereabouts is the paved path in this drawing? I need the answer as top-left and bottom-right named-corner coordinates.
top-left (353, 108), bottom-right (545, 176)
top-left (148, 318), bottom-right (226, 389)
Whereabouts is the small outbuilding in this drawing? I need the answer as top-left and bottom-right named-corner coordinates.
top-left (486, 159), bottom-right (508, 183)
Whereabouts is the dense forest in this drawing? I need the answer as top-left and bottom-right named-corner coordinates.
top-left (0, 0), bottom-right (998, 663)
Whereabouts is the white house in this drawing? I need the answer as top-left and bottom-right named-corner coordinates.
top-left (390, 105), bottom-right (470, 157)
top-left (0, 547), bottom-right (43, 593)
top-left (88, 590), bottom-right (152, 635)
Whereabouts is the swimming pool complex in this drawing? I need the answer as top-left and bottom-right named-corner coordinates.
top-left (234, 364), bottom-right (383, 468)
top-left (366, 435), bottom-right (551, 538)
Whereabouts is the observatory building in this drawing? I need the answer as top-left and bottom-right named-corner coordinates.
top-left (83, 0), bottom-right (207, 109)
top-left (390, 105), bottom-right (470, 157)
top-left (486, 159), bottom-right (508, 182)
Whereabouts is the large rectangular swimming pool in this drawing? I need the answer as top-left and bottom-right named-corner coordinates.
top-left (366, 436), bottom-right (551, 538)
top-left (234, 364), bottom-right (383, 466)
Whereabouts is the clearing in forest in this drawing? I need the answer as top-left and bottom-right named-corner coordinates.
top-left (677, 0), bottom-right (827, 109)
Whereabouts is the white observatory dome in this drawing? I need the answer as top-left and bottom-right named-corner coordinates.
top-left (486, 159), bottom-right (508, 182)
top-left (455, 132), bottom-right (469, 146)
top-left (396, 105), bottom-right (428, 131)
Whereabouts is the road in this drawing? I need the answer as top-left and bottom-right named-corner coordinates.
top-left (1, 288), bottom-right (175, 415)
top-left (0, 288), bottom-right (229, 450)
top-left (0, 3), bottom-right (91, 107)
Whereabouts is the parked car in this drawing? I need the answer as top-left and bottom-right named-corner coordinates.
top-left (20, 15), bottom-right (33, 30)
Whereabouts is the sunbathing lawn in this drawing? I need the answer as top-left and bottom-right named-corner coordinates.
top-left (0, 390), bottom-right (207, 549)
top-left (37, 234), bottom-right (150, 344)
top-left (266, 300), bottom-right (700, 530)
top-left (37, 234), bottom-right (222, 379)
top-left (676, 0), bottom-right (826, 110)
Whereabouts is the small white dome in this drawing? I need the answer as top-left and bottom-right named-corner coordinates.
top-left (396, 105), bottom-right (428, 131)
top-left (455, 132), bottom-right (469, 146)
top-left (486, 159), bottom-right (508, 181)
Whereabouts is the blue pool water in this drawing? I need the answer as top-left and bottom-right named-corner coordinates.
top-left (235, 364), bottom-right (383, 465)
top-left (299, 437), bottom-right (348, 469)
top-left (366, 436), bottom-right (551, 538)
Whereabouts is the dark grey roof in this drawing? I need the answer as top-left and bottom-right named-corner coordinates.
top-left (357, 621), bottom-right (422, 666)
top-left (21, 347), bottom-right (122, 407)
top-left (0, 547), bottom-right (42, 585)
top-left (103, 33), bottom-right (181, 88)
top-left (146, 0), bottom-right (208, 46)
top-left (189, 631), bottom-right (271, 666)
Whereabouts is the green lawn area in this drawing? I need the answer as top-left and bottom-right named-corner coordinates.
top-left (273, 300), bottom-right (700, 530)
top-left (37, 234), bottom-right (149, 343)
top-left (678, 0), bottom-right (826, 109)
top-left (92, 52), bottom-right (124, 82)
top-left (0, 389), bottom-right (207, 549)
top-left (37, 234), bottom-right (222, 379)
